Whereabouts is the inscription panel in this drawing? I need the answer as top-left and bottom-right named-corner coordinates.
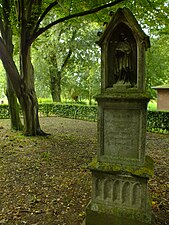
top-left (103, 109), bottom-right (141, 159)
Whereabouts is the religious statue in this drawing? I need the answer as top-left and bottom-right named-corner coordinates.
top-left (114, 33), bottom-right (132, 84)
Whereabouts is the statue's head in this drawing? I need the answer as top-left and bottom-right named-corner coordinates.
top-left (120, 32), bottom-right (127, 41)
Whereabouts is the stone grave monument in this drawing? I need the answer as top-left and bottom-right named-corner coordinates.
top-left (83, 8), bottom-right (154, 225)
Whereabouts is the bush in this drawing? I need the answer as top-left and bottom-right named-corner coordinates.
top-left (38, 103), bottom-right (97, 121)
top-left (1, 103), bottom-right (169, 133)
top-left (38, 103), bottom-right (169, 133)
top-left (147, 111), bottom-right (169, 133)
top-left (0, 104), bottom-right (9, 119)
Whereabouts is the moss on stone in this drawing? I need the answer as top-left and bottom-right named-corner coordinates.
top-left (86, 202), bottom-right (153, 225)
top-left (89, 155), bottom-right (154, 177)
top-left (95, 89), bottom-right (151, 102)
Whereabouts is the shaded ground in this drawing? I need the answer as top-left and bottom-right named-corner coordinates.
top-left (0, 117), bottom-right (169, 225)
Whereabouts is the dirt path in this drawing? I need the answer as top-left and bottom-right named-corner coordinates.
top-left (0, 117), bottom-right (168, 225)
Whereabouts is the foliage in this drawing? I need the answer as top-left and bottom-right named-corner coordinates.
top-left (147, 111), bottom-right (169, 133)
top-left (1, 103), bottom-right (169, 133)
top-left (33, 19), bottom-right (101, 102)
top-left (124, 0), bottom-right (169, 34)
top-left (61, 21), bottom-right (101, 102)
top-left (0, 104), bottom-right (9, 118)
top-left (146, 34), bottom-right (169, 97)
top-left (38, 98), bottom-right (53, 103)
top-left (147, 100), bottom-right (157, 111)
top-left (38, 103), bottom-right (97, 121)
top-left (31, 0), bottom-right (169, 102)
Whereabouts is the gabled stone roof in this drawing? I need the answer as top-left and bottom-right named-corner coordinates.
top-left (97, 7), bottom-right (150, 49)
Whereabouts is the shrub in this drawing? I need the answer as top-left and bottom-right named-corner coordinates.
top-left (147, 111), bottom-right (169, 133)
top-left (38, 103), bottom-right (97, 121)
top-left (0, 104), bottom-right (9, 119)
top-left (1, 103), bottom-right (169, 133)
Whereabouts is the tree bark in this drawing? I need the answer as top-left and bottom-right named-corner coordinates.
top-left (6, 77), bottom-right (23, 131)
top-left (50, 70), bottom-right (61, 102)
top-left (0, 36), bottom-right (45, 136)
top-left (19, 42), bottom-right (45, 135)
top-left (0, 0), bottom-right (23, 131)
top-left (48, 46), bottom-right (73, 103)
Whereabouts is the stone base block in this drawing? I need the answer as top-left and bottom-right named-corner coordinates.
top-left (84, 203), bottom-right (153, 225)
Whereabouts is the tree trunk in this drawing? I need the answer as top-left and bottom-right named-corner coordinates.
top-left (19, 43), bottom-right (45, 136)
top-left (1, 0), bottom-right (23, 131)
top-left (6, 77), bottom-right (23, 130)
top-left (50, 70), bottom-right (61, 102)
top-left (0, 11), bottom-right (45, 136)
top-left (19, 86), bottom-right (42, 136)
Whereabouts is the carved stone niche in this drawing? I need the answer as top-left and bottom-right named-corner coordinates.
top-left (97, 7), bottom-right (150, 92)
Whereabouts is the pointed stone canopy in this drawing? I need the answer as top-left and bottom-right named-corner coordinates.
top-left (97, 8), bottom-right (150, 48)
top-left (97, 7), bottom-right (150, 92)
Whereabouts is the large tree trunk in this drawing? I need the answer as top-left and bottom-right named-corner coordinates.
top-left (50, 70), bottom-right (61, 102)
top-left (0, 36), bottom-right (45, 136)
top-left (19, 86), bottom-right (42, 136)
top-left (19, 42), bottom-right (45, 136)
top-left (1, 0), bottom-right (23, 131)
top-left (6, 77), bottom-right (23, 130)
top-left (5, 43), bottom-right (23, 131)
top-left (0, 1), bottom-right (46, 136)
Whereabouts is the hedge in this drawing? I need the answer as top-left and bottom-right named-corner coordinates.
top-left (147, 111), bottom-right (169, 133)
top-left (0, 103), bottom-right (169, 133)
top-left (0, 104), bottom-right (10, 119)
top-left (38, 103), bottom-right (97, 121)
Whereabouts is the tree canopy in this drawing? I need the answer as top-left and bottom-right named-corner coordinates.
top-left (0, 0), bottom-right (168, 135)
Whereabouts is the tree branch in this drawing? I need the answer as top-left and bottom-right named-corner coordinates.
top-left (34, 0), bottom-right (58, 33)
top-left (60, 49), bottom-right (72, 72)
top-left (27, 0), bottom-right (35, 12)
top-left (17, 0), bottom-right (23, 23)
top-left (0, 37), bottom-right (22, 96)
top-left (0, 18), bottom-right (5, 39)
top-left (60, 30), bottom-right (77, 72)
top-left (30, 0), bottom-right (125, 43)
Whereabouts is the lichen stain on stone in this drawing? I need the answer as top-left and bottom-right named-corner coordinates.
top-left (89, 155), bottom-right (154, 177)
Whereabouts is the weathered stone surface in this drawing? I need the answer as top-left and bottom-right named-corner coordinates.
top-left (89, 155), bottom-right (154, 178)
top-left (85, 205), bottom-right (153, 225)
top-left (96, 93), bottom-right (149, 166)
top-left (97, 7), bottom-right (150, 92)
top-left (84, 7), bottom-right (154, 225)
top-left (91, 172), bottom-right (151, 211)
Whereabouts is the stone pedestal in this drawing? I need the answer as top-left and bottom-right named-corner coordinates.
top-left (85, 159), bottom-right (154, 225)
top-left (84, 92), bottom-right (154, 225)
